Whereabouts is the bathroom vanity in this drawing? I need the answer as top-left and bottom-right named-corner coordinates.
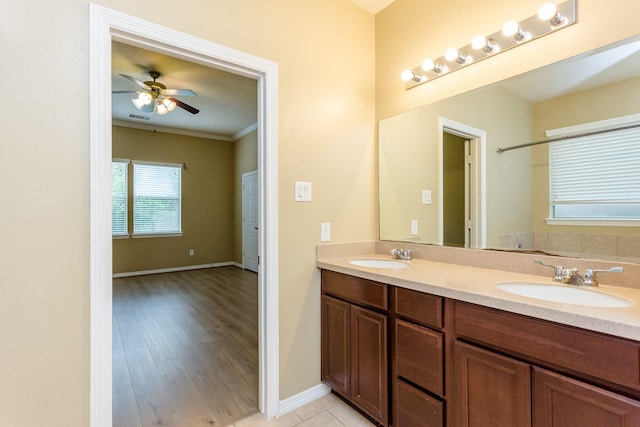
top-left (318, 252), bottom-right (640, 427)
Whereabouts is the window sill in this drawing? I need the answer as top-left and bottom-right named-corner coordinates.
top-left (112, 234), bottom-right (130, 239)
top-left (132, 232), bottom-right (183, 239)
top-left (546, 218), bottom-right (640, 227)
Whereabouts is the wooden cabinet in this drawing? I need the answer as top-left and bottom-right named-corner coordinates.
top-left (453, 341), bottom-right (531, 427)
top-left (453, 301), bottom-right (640, 427)
top-left (321, 271), bottom-right (388, 426)
top-left (321, 269), bottom-right (640, 427)
top-left (533, 368), bottom-right (640, 427)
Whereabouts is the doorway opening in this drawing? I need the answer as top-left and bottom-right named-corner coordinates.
top-left (438, 117), bottom-right (486, 249)
top-left (89, 5), bottom-right (279, 426)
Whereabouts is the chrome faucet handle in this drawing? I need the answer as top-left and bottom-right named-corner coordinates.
top-left (534, 259), bottom-right (564, 282)
top-left (582, 267), bottom-right (624, 287)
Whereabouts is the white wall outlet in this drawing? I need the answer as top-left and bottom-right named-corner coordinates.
top-left (320, 222), bottom-right (331, 242)
top-left (294, 181), bottom-right (312, 202)
top-left (189, 249), bottom-right (195, 256)
top-left (422, 190), bottom-right (432, 204)
top-left (411, 219), bottom-right (418, 235)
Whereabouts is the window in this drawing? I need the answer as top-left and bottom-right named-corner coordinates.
top-left (112, 160), bottom-right (128, 236)
top-left (133, 161), bottom-right (182, 235)
top-left (548, 121), bottom-right (640, 223)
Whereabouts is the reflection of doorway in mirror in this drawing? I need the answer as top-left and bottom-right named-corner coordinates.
top-left (443, 132), bottom-right (469, 247)
top-left (438, 117), bottom-right (486, 249)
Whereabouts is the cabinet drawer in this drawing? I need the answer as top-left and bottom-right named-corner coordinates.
top-left (454, 301), bottom-right (640, 391)
top-left (394, 287), bottom-right (442, 328)
top-left (394, 378), bottom-right (443, 427)
top-left (395, 319), bottom-right (443, 396)
top-left (322, 270), bottom-right (388, 310)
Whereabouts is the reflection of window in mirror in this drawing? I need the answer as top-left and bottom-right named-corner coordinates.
top-left (548, 116), bottom-right (640, 224)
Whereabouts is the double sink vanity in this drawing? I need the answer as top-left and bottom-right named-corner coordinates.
top-left (317, 242), bottom-right (640, 426)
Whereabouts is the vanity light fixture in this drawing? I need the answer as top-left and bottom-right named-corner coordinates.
top-left (502, 20), bottom-right (530, 42)
top-left (538, 2), bottom-right (567, 26)
top-left (401, 69), bottom-right (427, 83)
top-left (445, 48), bottom-right (471, 64)
top-left (422, 58), bottom-right (448, 74)
top-left (471, 36), bottom-right (499, 53)
top-left (402, 0), bottom-right (576, 90)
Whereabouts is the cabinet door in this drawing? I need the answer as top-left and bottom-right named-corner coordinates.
top-left (454, 341), bottom-right (531, 427)
top-left (321, 295), bottom-right (351, 397)
top-left (533, 367), bottom-right (640, 427)
top-left (351, 304), bottom-right (388, 425)
top-left (394, 378), bottom-right (443, 427)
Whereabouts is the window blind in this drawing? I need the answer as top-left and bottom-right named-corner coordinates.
top-left (549, 127), bottom-right (640, 219)
top-left (111, 160), bottom-right (128, 236)
top-left (133, 162), bottom-right (182, 234)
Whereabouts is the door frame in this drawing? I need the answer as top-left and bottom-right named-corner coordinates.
top-left (438, 117), bottom-right (486, 248)
top-left (89, 5), bottom-right (279, 426)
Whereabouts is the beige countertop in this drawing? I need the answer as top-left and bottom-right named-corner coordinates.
top-left (317, 254), bottom-right (640, 341)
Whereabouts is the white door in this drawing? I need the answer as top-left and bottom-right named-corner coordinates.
top-left (242, 171), bottom-right (259, 272)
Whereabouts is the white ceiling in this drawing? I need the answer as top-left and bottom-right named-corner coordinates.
top-left (501, 38), bottom-right (640, 102)
top-left (348, 0), bottom-right (396, 14)
top-left (111, 41), bottom-right (258, 141)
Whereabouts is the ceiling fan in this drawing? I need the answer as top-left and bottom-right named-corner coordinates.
top-left (113, 71), bottom-right (200, 115)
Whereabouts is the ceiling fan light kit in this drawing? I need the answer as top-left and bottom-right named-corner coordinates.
top-left (115, 71), bottom-right (200, 116)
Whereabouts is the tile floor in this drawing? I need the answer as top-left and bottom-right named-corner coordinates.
top-left (225, 393), bottom-right (376, 427)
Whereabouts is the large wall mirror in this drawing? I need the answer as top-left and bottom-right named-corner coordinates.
top-left (379, 35), bottom-right (640, 263)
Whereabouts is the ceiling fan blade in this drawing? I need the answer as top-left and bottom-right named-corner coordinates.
top-left (164, 89), bottom-right (196, 96)
top-left (112, 90), bottom-right (139, 94)
top-left (119, 73), bottom-right (149, 90)
top-left (170, 98), bottom-right (200, 114)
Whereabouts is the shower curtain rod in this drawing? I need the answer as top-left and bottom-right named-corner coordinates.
top-left (496, 122), bottom-right (640, 154)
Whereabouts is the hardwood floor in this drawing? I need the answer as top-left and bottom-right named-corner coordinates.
top-left (112, 266), bottom-right (259, 427)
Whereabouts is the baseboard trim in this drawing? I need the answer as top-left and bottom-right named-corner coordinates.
top-left (112, 262), bottom-right (237, 278)
top-left (278, 383), bottom-right (331, 416)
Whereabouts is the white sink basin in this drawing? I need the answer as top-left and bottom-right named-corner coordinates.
top-left (349, 259), bottom-right (409, 269)
top-left (496, 282), bottom-right (632, 308)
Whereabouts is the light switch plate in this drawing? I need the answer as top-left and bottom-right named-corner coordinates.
top-left (320, 223), bottom-right (331, 242)
top-left (294, 181), bottom-right (312, 202)
top-left (411, 219), bottom-right (418, 235)
top-left (422, 190), bottom-right (432, 204)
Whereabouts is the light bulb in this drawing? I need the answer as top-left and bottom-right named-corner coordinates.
top-left (138, 92), bottom-right (152, 105)
top-left (538, 3), bottom-right (557, 20)
top-left (401, 69), bottom-right (414, 82)
top-left (538, 2), bottom-right (565, 26)
top-left (401, 69), bottom-right (426, 83)
top-left (502, 20), bottom-right (519, 37)
top-left (162, 98), bottom-right (177, 112)
top-left (445, 48), bottom-right (459, 62)
top-left (471, 35), bottom-right (487, 50)
top-left (422, 59), bottom-right (435, 71)
top-left (156, 100), bottom-right (169, 115)
top-left (131, 92), bottom-right (153, 110)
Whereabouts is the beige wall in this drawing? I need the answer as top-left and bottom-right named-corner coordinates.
top-left (233, 130), bottom-right (258, 264)
top-left (1, 1), bottom-right (374, 425)
top-left (3, 0), bottom-right (640, 425)
top-left (112, 126), bottom-right (236, 273)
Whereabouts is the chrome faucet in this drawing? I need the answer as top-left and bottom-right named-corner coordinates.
top-left (391, 248), bottom-right (413, 261)
top-left (534, 259), bottom-right (623, 287)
